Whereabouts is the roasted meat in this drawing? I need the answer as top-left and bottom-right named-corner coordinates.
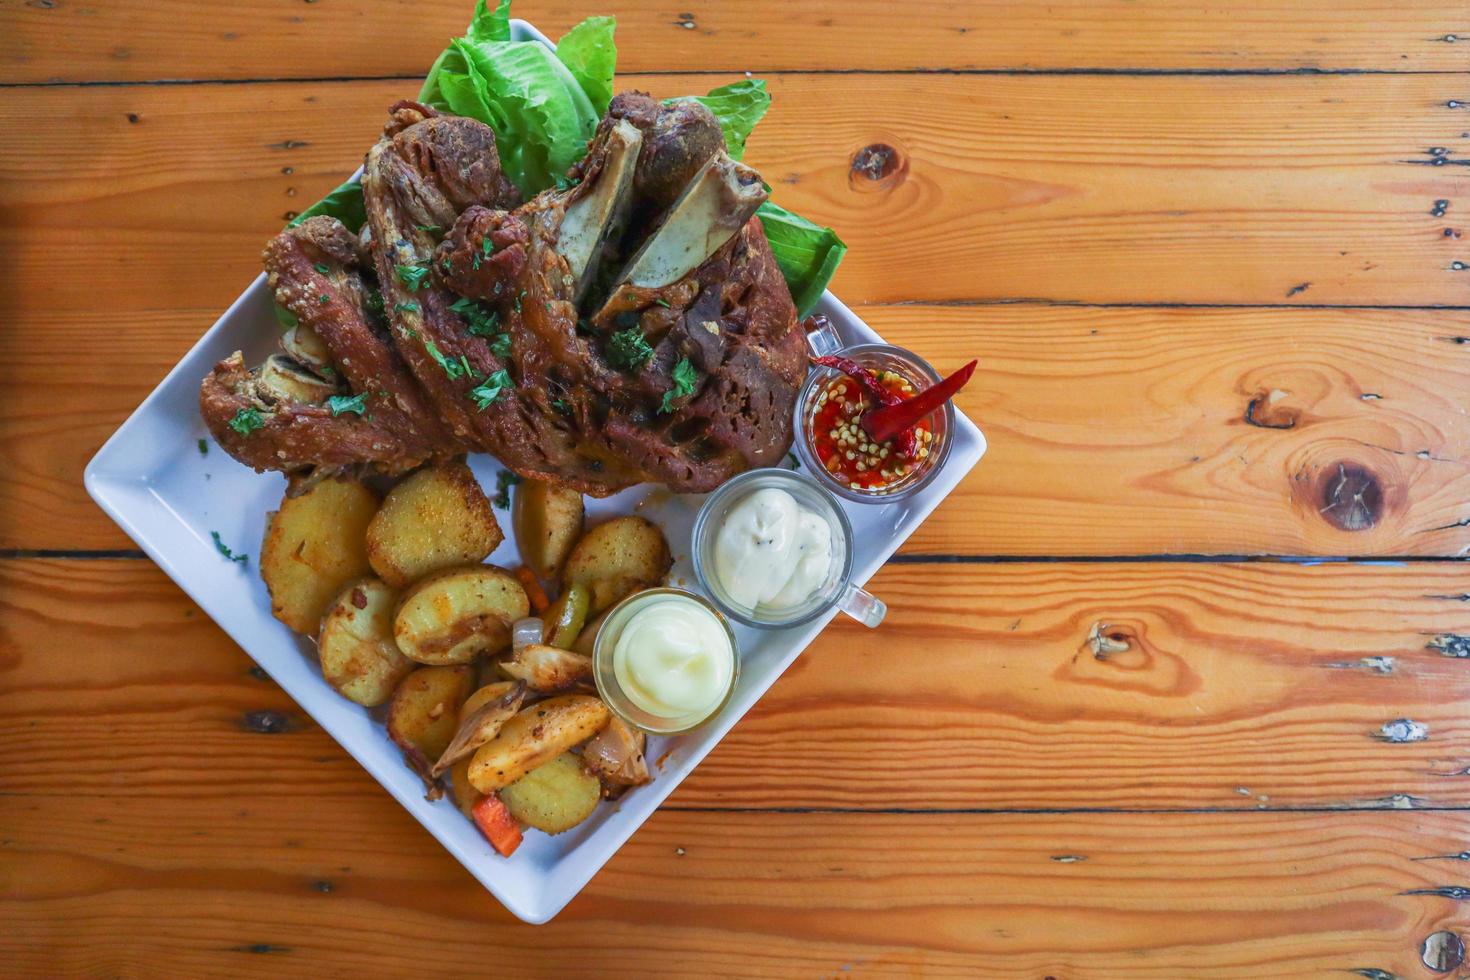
top-left (201, 94), bottom-right (807, 494)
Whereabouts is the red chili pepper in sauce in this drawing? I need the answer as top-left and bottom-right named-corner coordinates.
top-left (862, 359), bottom-right (977, 445)
top-left (811, 355), bottom-right (903, 407)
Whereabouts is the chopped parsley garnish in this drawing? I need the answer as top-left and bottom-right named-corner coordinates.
top-left (197, 438), bottom-right (209, 456)
top-left (514, 289), bottom-right (526, 313)
top-left (210, 530), bottom-right (248, 565)
top-left (326, 393), bottom-right (368, 416)
top-left (416, 224), bottom-right (442, 233)
top-left (424, 340), bottom-right (469, 380)
top-left (365, 290), bottom-right (385, 315)
top-left (227, 408), bottom-right (264, 435)
top-left (394, 263), bottom-right (431, 291)
top-left (659, 357), bottom-right (698, 414)
top-left (552, 173), bottom-right (579, 191)
top-left (493, 469), bottom-right (521, 509)
top-left (450, 296), bottom-right (500, 336)
top-left (394, 301), bottom-right (419, 314)
top-left (607, 326), bottom-right (655, 371)
top-left (314, 262), bottom-right (330, 274)
top-left (550, 397), bottom-right (572, 415)
top-left (482, 236), bottom-right (497, 258)
top-left (470, 369), bottom-right (513, 411)
top-left (653, 298), bottom-right (670, 308)
top-left (318, 294), bottom-right (330, 304)
top-left (488, 332), bottom-right (512, 358)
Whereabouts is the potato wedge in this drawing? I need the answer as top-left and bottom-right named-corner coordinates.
top-left (387, 665), bottom-right (475, 781)
top-left (431, 680), bottom-right (527, 777)
top-left (447, 681), bottom-right (522, 818)
top-left (366, 460), bottom-right (503, 588)
top-left (393, 565), bottom-right (529, 665)
top-left (317, 578), bottom-right (415, 706)
top-left (468, 695), bottom-right (611, 793)
top-left (260, 476), bottom-right (379, 634)
top-left (499, 643), bottom-right (593, 693)
top-left (499, 752), bottom-right (601, 835)
top-left (562, 516), bottom-right (672, 614)
top-left (513, 479), bottom-right (584, 581)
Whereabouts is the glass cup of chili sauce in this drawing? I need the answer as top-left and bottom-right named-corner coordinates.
top-left (793, 318), bottom-right (959, 503)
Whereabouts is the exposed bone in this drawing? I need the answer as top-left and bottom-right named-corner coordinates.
top-left (556, 119), bottom-right (643, 302)
top-left (614, 150), bottom-right (767, 290)
top-left (280, 324), bottom-right (334, 375)
top-left (257, 354), bottom-right (338, 404)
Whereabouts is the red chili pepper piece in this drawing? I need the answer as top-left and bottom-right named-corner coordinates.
top-left (811, 355), bottom-right (903, 407)
top-left (862, 359), bottom-right (977, 445)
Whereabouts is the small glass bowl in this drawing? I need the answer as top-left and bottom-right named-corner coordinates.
top-left (691, 468), bottom-right (886, 630)
top-left (794, 337), bottom-right (955, 505)
top-left (592, 588), bottom-right (740, 735)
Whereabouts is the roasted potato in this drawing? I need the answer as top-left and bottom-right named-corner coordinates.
top-left (431, 680), bottom-right (526, 777)
top-left (499, 643), bottom-right (593, 693)
top-left (387, 664), bottom-right (475, 776)
top-left (562, 516), bottom-right (672, 613)
top-left (499, 752), bottom-right (601, 835)
top-left (393, 565), bottom-right (529, 665)
top-left (580, 715), bottom-right (651, 793)
top-left (513, 479), bottom-right (584, 581)
top-left (317, 578), bottom-right (415, 706)
top-left (468, 694), bottom-right (611, 793)
top-left (366, 460), bottom-right (503, 588)
top-left (260, 476), bottom-right (379, 633)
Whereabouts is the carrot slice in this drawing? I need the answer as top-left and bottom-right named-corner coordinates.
top-left (472, 793), bottom-right (524, 857)
top-left (514, 566), bottom-right (550, 615)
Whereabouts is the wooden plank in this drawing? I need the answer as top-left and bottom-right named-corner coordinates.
top-left (2, 796), bottom-right (1465, 976)
top-left (8, 304), bottom-right (1469, 555)
top-left (4, 0), bottom-right (1469, 83)
top-left (4, 559), bottom-right (1469, 809)
top-left (4, 74), bottom-right (1467, 312)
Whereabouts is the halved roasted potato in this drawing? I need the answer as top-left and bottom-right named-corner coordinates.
top-left (467, 695), bottom-right (611, 793)
top-left (387, 664), bottom-right (475, 779)
top-left (562, 516), bottom-right (672, 614)
top-left (513, 479), bottom-right (584, 581)
top-left (499, 643), bottom-right (593, 693)
top-left (366, 460), bottom-right (503, 588)
top-left (499, 752), bottom-right (601, 835)
top-left (317, 577), bottom-right (415, 706)
top-left (393, 565), bottom-right (529, 665)
top-left (260, 476), bottom-right (379, 634)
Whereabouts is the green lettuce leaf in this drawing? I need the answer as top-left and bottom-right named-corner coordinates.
top-left (669, 79), bottom-right (770, 161)
top-left (425, 36), bottom-right (600, 196)
top-left (467, 0), bottom-right (511, 42)
top-left (555, 16), bottom-right (617, 113)
top-left (756, 201), bottom-right (846, 317)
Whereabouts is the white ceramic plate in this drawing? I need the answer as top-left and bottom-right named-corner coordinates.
top-left (83, 19), bottom-right (986, 924)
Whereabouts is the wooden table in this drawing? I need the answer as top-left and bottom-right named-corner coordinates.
top-left (4, 1), bottom-right (1470, 975)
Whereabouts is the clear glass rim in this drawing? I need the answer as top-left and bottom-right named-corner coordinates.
top-left (591, 587), bottom-right (741, 735)
top-left (794, 342), bottom-right (956, 504)
top-left (690, 468), bottom-right (856, 630)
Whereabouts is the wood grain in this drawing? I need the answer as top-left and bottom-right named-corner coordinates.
top-left (2, 796), bottom-right (1466, 977)
top-left (8, 304), bottom-right (1469, 556)
top-left (4, 74), bottom-right (1467, 312)
top-left (4, 0), bottom-right (1469, 82)
top-left (5, 558), bottom-right (1469, 809)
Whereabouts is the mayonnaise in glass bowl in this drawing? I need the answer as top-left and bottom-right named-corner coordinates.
top-left (592, 588), bottom-right (740, 735)
top-left (691, 469), bottom-right (886, 630)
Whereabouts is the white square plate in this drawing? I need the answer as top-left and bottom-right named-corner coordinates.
top-left (84, 19), bottom-right (986, 924)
